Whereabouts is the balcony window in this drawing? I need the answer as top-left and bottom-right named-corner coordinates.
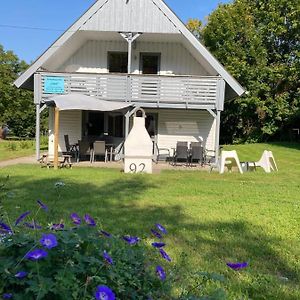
top-left (140, 53), bottom-right (161, 74)
top-left (108, 52), bottom-right (128, 73)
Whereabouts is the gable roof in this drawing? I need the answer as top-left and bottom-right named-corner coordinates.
top-left (14, 0), bottom-right (245, 97)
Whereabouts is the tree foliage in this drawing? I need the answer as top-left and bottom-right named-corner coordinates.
top-left (0, 45), bottom-right (44, 137)
top-left (199, 0), bottom-right (300, 143)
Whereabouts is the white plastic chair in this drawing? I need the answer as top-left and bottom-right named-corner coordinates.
top-left (219, 150), bottom-right (243, 174)
top-left (248, 150), bottom-right (278, 173)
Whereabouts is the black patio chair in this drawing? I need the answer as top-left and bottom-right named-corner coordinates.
top-left (172, 141), bottom-right (188, 166)
top-left (77, 140), bottom-right (91, 162)
top-left (64, 134), bottom-right (78, 161)
top-left (189, 142), bottom-right (204, 166)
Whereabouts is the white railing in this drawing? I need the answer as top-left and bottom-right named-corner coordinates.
top-left (40, 72), bottom-right (220, 109)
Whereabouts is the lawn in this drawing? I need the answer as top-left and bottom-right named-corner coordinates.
top-left (0, 142), bottom-right (300, 299)
top-left (0, 138), bottom-right (47, 161)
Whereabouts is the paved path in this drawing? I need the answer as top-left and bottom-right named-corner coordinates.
top-left (0, 155), bottom-right (37, 168)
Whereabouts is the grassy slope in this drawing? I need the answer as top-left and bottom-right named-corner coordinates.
top-left (0, 142), bottom-right (299, 299)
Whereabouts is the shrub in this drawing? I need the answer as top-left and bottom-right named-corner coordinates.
top-left (0, 179), bottom-right (228, 300)
top-left (4, 142), bottom-right (17, 151)
top-left (19, 140), bottom-right (34, 149)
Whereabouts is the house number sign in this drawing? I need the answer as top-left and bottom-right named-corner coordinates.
top-left (44, 76), bottom-right (65, 94)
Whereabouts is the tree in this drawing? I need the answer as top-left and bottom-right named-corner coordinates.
top-left (0, 45), bottom-right (43, 137)
top-left (199, 0), bottom-right (300, 142)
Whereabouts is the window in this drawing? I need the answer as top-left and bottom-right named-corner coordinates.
top-left (108, 52), bottom-right (128, 73)
top-left (140, 53), bottom-right (161, 74)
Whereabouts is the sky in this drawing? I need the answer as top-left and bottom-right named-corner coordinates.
top-left (0, 0), bottom-right (231, 63)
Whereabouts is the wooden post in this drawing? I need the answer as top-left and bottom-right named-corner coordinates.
top-left (215, 110), bottom-right (221, 164)
top-left (53, 107), bottom-right (60, 170)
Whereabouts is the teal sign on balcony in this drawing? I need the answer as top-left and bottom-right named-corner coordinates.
top-left (44, 76), bottom-right (65, 94)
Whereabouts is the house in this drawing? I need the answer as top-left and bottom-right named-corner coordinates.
top-left (14, 0), bottom-right (245, 164)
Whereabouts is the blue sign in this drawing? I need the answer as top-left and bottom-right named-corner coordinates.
top-left (44, 76), bottom-right (65, 94)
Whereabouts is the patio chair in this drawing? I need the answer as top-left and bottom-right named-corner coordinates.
top-left (154, 143), bottom-right (170, 163)
top-left (189, 142), bottom-right (204, 166)
top-left (172, 141), bottom-right (188, 165)
top-left (248, 150), bottom-right (278, 173)
top-left (64, 135), bottom-right (78, 160)
top-left (77, 140), bottom-right (91, 162)
top-left (91, 141), bottom-right (107, 163)
top-left (219, 150), bottom-right (243, 174)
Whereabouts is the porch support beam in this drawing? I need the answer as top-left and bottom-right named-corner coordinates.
top-left (53, 107), bottom-right (60, 170)
top-left (214, 110), bottom-right (221, 164)
top-left (120, 32), bottom-right (141, 74)
top-left (34, 73), bottom-right (42, 160)
top-left (207, 109), bottom-right (216, 119)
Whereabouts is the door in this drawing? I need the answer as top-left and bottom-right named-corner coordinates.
top-left (140, 53), bottom-right (160, 74)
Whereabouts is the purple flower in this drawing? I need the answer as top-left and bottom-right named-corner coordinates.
top-left (100, 230), bottom-right (111, 237)
top-left (50, 223), bottom-right (64, 230)
top-left (40, 233), bottom-right (58, 249)
top-left (152, 242), bottom-right (165, 248)
top-left (123, 236), bottom-right (140, 245)
top-left (3, 293), bottom-right (12, 299)
top-left (15, 271), bottom-right (28, 279)
top-left (84, 214), bottom-right (96, 226)
top-left (151, 229), bottom-right (162, 239)
top-left (156, 265), bottom-right (166, 281)
top-left (24, 221), bottom-right (42, 230)
top-left (155, 223), bottom-right (167, 234)
top-left (70, 213), bottom-right (81, 225)
top-left (94, 285), bottom-right (115, 300)
top-left (159, 248), bottom-right (171, 262)
top-left (37, 199), bottom-right (48, 212)
top-left (0, 222), bottom-right (12, 234)
top-left (226, 262), bottom-right (248, 270)
top-left (15, 211), bottom-right (30, 226)
top-left (103, 250), bottom-right (113, 265)
top-left (25, 249), bottom-right (48, 261)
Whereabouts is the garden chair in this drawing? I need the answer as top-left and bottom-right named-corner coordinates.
top-left (77, 140), bottom-right (91, 162)
top-left (91, 141), bottom-right (107, 163)
top-left (248, 150), bottom-right (278, 173)
top-left (189, 142), bottom-right (204, 166)
top-left (154, 143), bottom-right (170, 163)
top-left (219, 150), bottom-right (243, 174)
top-left (172, 141), bottom-right (188, 166)
top-left (64, 135), bottom-right (78, 160)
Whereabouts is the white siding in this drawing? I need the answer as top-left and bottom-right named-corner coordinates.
top-left (59, 40), bottom-right (208, 76)
top-left (48, 109), bottom-right (82, 155)
top-left (155, 109), bottom-right (216, 154)
top-left (80, 0), bottom-right (179, 34)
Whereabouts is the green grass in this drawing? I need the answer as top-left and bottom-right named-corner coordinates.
top-left (1, 142), bottom-right (300, 299)
top-left (0, 138), bottom-right (47, 161)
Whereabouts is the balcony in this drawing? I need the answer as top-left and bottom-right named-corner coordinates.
top-left (39, 72), bottom-right (224, 110)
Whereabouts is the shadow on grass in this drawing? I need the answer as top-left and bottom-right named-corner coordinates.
top-left (267, 141), bottom-right (300, 151)
top-left (3, 173), bottom-right (299, 299)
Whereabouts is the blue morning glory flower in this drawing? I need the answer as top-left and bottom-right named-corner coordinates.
top-left (3, 293), bottom-right (12, 299)
top-left (84, 214), bottom-right (96, 226)
top-left (0, 222), bottom-right (12, 234)
top-left (159, 248), bottom-right (171, 262)
top-left (37, 199), bottom-right (48, 212)
top-left (23, 221), bottom-right (42, 230)
top-left (94, 285), bottom-right (115, 300)
top-left (15, 271), bottom-right (28, 279)
top-left (156, 265), bottom-right (166, 281)
top-left (152, 242), bottom-right (165, 248)
top-left (226, 262), bottom-right (248, 270)
top-left (70, 213), bottom-right (81, 225)
top-left (50, 223), bottom-right (64, 230)
top-left (123, 236), bottom-right (140, 245)
top-left (15, 211), bottom-right (30, 226)
top-left (25, 249), bottom-right (48, 261)
top-left (103, 250), bottom-right (113, 265)
top-left (40, 233), bottom-right (58, 249)
top-left (155, 223), bottom-right (167, 234)
top-left (151, 229), bottom-right (162, 239)
top-left (100, 230), bottom-right (111, 237)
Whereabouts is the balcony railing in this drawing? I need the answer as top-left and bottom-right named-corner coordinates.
top-left (40, 72), bottom-right (223, 109)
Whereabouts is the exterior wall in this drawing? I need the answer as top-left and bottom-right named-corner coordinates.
top-left (154, 109), bottom-right (216, 155)
top-left (59, 40), bottom-right (208, 76)
top-left (48, 109), bottom-right (82, 155)
top-left (80, 0), bottom-right (179, 34)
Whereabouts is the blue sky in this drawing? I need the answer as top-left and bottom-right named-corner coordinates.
top-left (0, 0), bottom-right (231, 63)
